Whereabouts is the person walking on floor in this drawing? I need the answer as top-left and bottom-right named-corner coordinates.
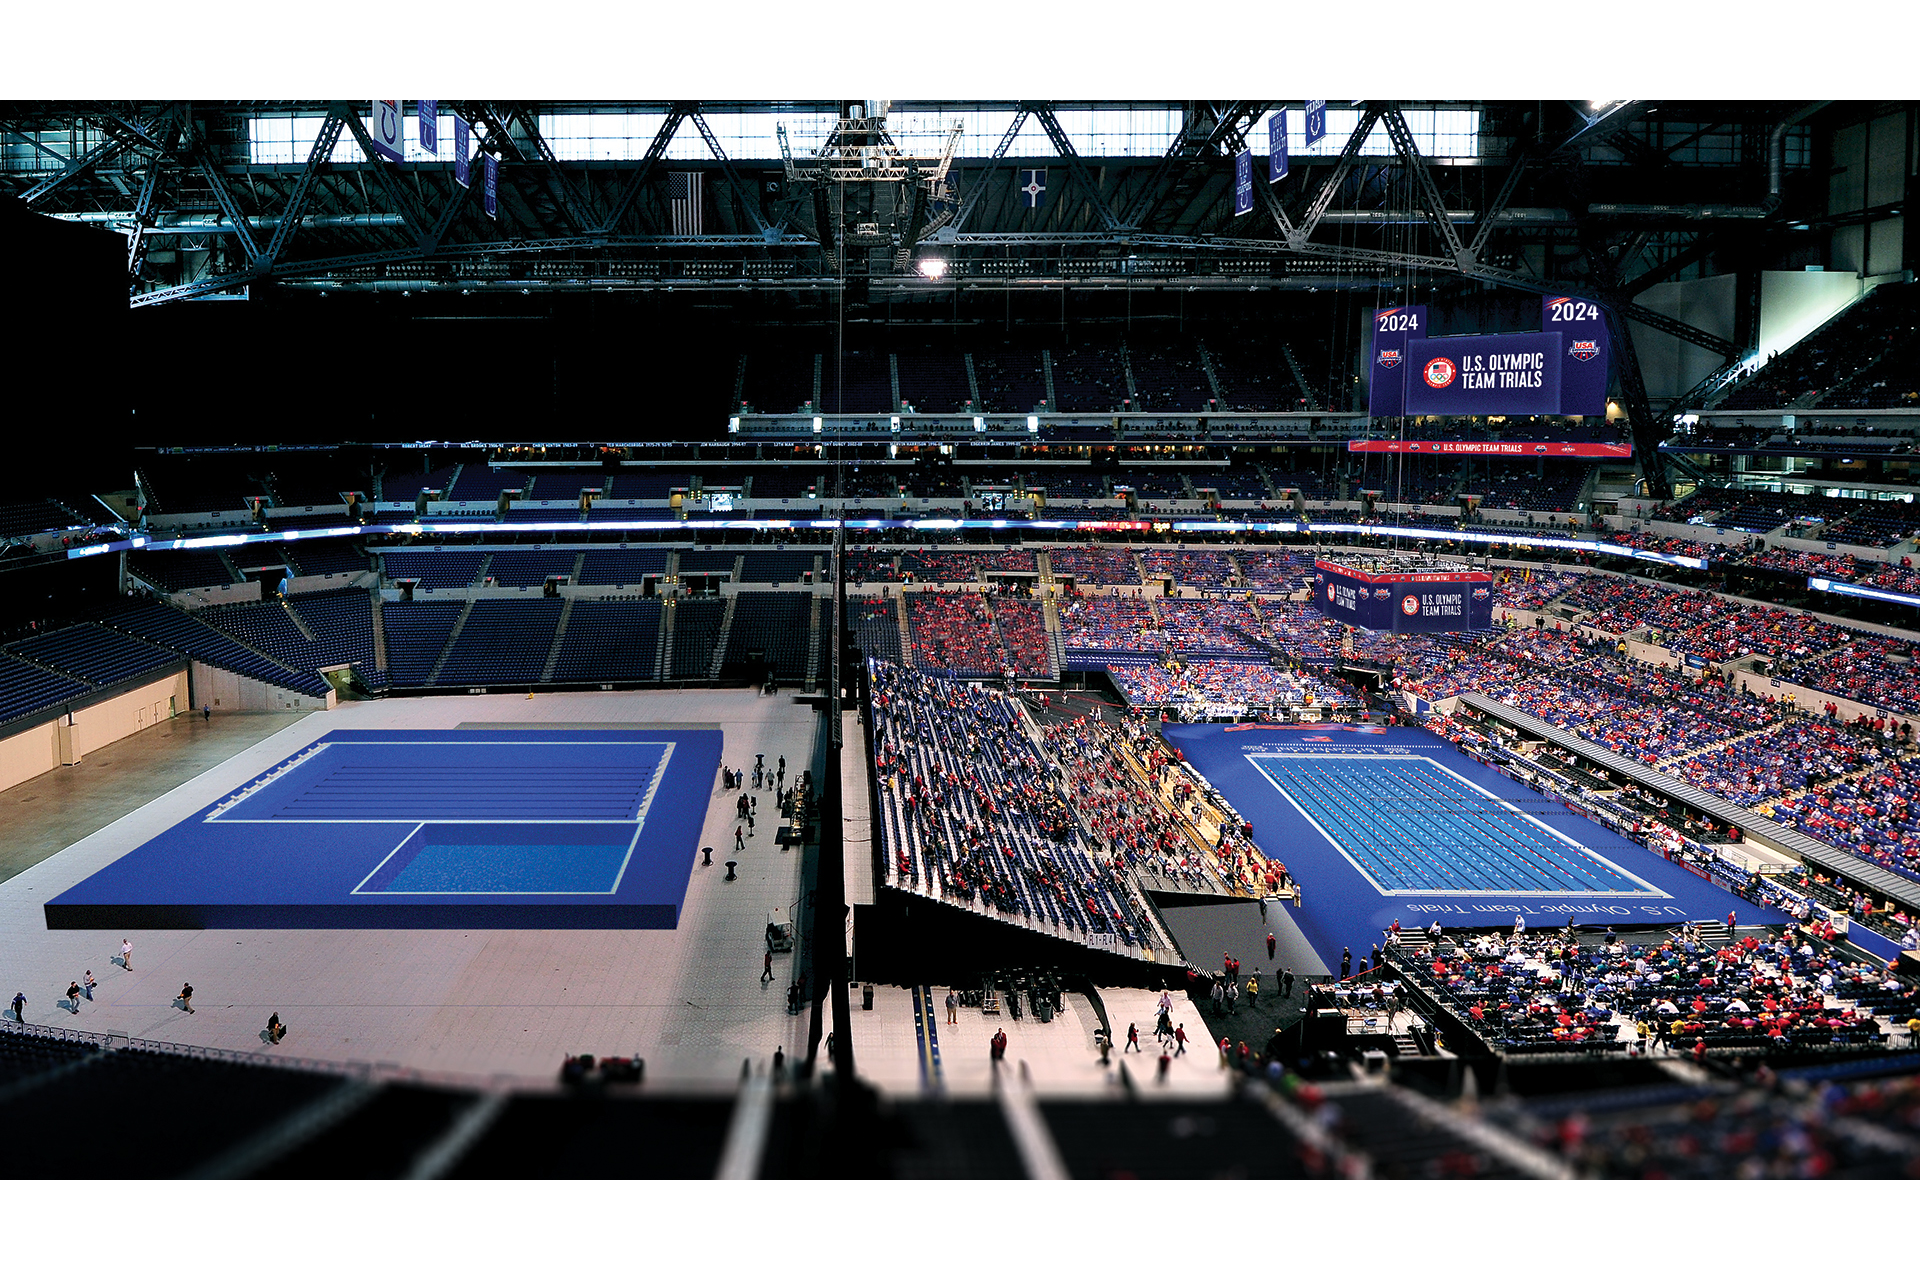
top-left (179, 982), bottom-right (194, 1014)
top-left (762, 949), bottom-right (774, 983)
top-left (82, 972), bottom-right (95, 1002)
top-left (1246, 976), bottom-right (1259, 1008)
top-left (66, 981), bottom-right (81, 1014)
top-left (1341, 948), bottom-right (1352, 980)
top-left (202, 703), bottom-right (211, 724)
top-left (735, 826), bottom-right (745, 851)
top-left (1267, 931), bottom-right (1276, 961)
top-left (1173, 1023), bottom-right (1188, 1056)
top-left (990, 1028), bottom-right (1007, 1062)
top-left (1157, 1049), bottom-right (1171, 1083)
top-left (11, 992), bottom-right (24, 1023)
top-left (121, 939), bottom-right (132, 972)
top-left (1126, 1022), bottom-right (1140, 1052)
top-left (1283, 967), bottom-right (1294, 998)
top-left (945, 991), bottom-right (957, 1025)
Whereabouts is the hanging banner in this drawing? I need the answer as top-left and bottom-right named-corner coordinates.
top-left (1366, 305), bottom-right (1426, 417)
top-left (1233, 149), bottom-right (1253, 216)
top-left (417, 99), bottom-right (438, 155)
top-left (453, 116), bottom-right (470, 188)
top-left (1018, 168), bottom-right (1047, 209)
top-left (1346, 439), bottom-right (1633, 458)
top-left (482, 154), bottom-right (499, 219)
top-left (368, 100), bottom-right (405, 163)
top-left (1544, 294), bottom-right (1610, 416)
top-left (1403, 331), bottom-right (1564, 416)
top-left (1268, 110), bottom-right (1289, 182)
top-left (1304, 100), bottom-right (1327, 147)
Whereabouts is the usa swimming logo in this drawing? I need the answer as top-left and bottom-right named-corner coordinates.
top-left (1377, 349), bottom-right (1402, 368)
top-left (1372, 587), bottom-right (1392, 600)
top-left (1569, 339), bottom-right (1599, 362)
top-left (1422, 357), bottom-right (1457, 389)
top-left (1471, 586), bottom-right (1491, 601)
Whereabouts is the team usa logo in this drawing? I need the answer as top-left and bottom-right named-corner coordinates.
top-left (1326, 583), bottom-right (1336, 603)
top-left (1400, 595), bottom-right (1423, 616)
top-left (1422, 356), bottom-right (1457, 389)
top-left (1377, 349), bottom-right (1402, 368)
top-left (1569, 339), bottom-right (1600, 362)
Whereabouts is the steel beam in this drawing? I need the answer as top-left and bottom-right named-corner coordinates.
top-left (1376, 105), bottom-right (1468, 263)
top-left (1466, 156), bottom-right (1527, 261)
top-left (1547, 100), bottom-right (1656, 160)
top-left (261, 109), bottom-right (347, 267)
top-left (337, 106), bottom-right (432, 246)
top-left (689, 111), bottom-right (770, 238)
top-left (949, 109), bottom-right (1029, 234)
top-left (22, 131), bottom-right (139, 204)
top-left (599, 105), bottom-right (689, 234)
top-left (127, 158), bottom-right (168, 280)
top-left (1029, 106), bottom-right (1122, 234)
top-left (515, 108), bottom-right (596, 235)
top-left (194, 149), bottom-right (263, 265)
top-left (1289, 107), bottom-right (1383, 247)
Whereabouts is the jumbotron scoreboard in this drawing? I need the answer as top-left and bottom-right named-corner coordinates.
top-left (1313, 554), bottom-right (1495, 633)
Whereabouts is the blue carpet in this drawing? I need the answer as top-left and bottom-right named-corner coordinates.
top-left (1162, 722), bottom-right (1789, 968)
top-left (46, 728), bottom-right (722, 930)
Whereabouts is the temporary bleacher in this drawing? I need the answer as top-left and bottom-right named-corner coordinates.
top-left (434, 599), bottom-right (565, 685)
top-left (380, 600), bottom-right (468, 687)
top-left (548, 599), bottom-right (662, 682)
top-left (0, 652), bottom-right (94, 727)
top-left (102, 601), bottom-right (332, 697)
top-left (736, 551), bottom-right (816, 584)
top-left (847, 598), bottom-right (903, 663)
top-left (0, 499), bottom-right (85, 538)
top-left (289, 589), bottom-right (386, 688)
top-left (668, 598), bottom-right (726, 679)
top-left (8, 624), bottom-right (181, 689)
top-left (724, 592), bottom-right (812, 680)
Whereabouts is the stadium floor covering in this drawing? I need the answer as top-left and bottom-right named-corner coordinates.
top-left (1162, 722), bottom-right (1787, 969)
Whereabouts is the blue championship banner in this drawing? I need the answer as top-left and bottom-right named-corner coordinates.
top-left (1233, 149), bottom-right (1254, 216)
top-left (1366, 305), bottom-right (1426, 416)
top-left (453, 116), bottom-right (470, 188)
top-left (1268, 110), bottom-right (1289, 182)
top-left (1305, 100), bottom-right (1327, 147)
top-left (1314, 560), bottom-right (1495, 633)
top-left (1403, 330), bottom-right (1563, 416)
top-left (1544, 295), bottom-right (1609, 416)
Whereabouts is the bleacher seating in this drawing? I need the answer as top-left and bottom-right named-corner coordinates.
top-left (379, 550), bottom-right (488, 590)
top-left (668, 598), bottom-right (725, 678)
top-left (724, 592), bottom-right (812, 680)
top-left (483, 550), bottom-right (581, 588)
top-left (577, 548), bottom-right (669, 586)
top-left (1049, 547), bottom-right (1139, 586)
top-left (0, 652), bottom-right (93, 726)
top-left (435, 599), bottom-right (563, 685)
top-left (906, 592), bottom-right (1002, 677)
top-left (547, 599), bottom-right (661, 682)
top-left (848, 599), bottom-right (903, 663)
top-left (737, 551), bottom-right (816, 584)
top-left (380, 601), bottom-right (467, 687)
top-left (446, 467), bottom-right (533, 502)
top-left (129, 550), bottom-right (236, 592)
top-left (0, 500), bottom-right (85, 538)
top-left (8, 624), bottom-right (180, 688)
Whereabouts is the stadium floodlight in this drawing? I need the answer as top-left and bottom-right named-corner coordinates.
top-left (890, 415), bottom-right (901, 432)
top-left (812, 416), bottom-right (823, 434)
top-left (917, 258), bottom-right (947, 279)
top-left (973, 416), bottom-right (985, 432)
top-left (728, 416), bottom-right (740, 434)
top-left (1027, 415), bottom-right (1039, 433)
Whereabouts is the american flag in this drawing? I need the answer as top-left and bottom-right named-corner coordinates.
top-left (670, 171), bottom-right (704, 236)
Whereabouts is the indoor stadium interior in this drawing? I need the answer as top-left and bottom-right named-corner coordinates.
top-left (4, 88), bottom-right (1920, 1187)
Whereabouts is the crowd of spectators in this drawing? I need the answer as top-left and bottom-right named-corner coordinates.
top-left (904, 591), bottom-right (1003, 675)
top-left (1048, 546), bottom-right (1142, 586)
top-left (990, 598), bottom-right (1051, 678)
top-left (1058, 596), bottom-right (1164, 655)
top-left (1158, 599), bottom-right (1270, 657)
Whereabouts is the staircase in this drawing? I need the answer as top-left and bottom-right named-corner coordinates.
top-left (471, 553), bottom-right (494, 588)
top-left (652, 598), bottom-right (671, 680)
top-left (708, 594), bottom-right (739, 680)
top-left (963, 352), bottom-right (981, 408)
top-left (731, 353), bottom-right (748, 410)
top-left (806, 593), bottom-right (822, 694)
top-left (540, 595), bottom-right (575, 682)
top-left (888, 353), bottom-right (902, 411)
top-left (1041, 597), bottom-right (1064, 679)
top-left (811, 353), bottom-right (823, 410)
top-left (1280, 343), bottom-right (1321, 411)
top-left (1040, 349), bottom-right (1057, 409)
top-left (281, 599), bottom-right (320, 642)
top-left (369, 590), bottom-right (389, 674)
top-left (1195, 339), bottom-right (1225, 407)
top-left (1119, 343), bottom-right (1139, 406)
top-left (216, 550), bottom-right (246, 583)
top-left (895, 592), bottom-right (914, 658)
top-left (427, 600), bottom-right (476, 686)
